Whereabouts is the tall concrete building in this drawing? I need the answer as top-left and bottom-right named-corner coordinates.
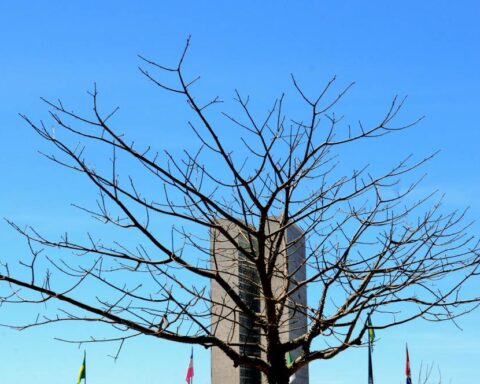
top-left (210, 219), bottom-right (308, 384)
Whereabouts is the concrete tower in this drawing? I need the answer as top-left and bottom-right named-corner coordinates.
top-left (210, 219), bottom-right (309, 384)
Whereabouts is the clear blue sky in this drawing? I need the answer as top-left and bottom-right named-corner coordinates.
top-left (1, 1), bottom-right (479, 383)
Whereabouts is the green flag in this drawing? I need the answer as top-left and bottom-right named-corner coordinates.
top-left (286, 351), bottom-right (293, 368)
top-left (367, 315), bottom-right (375, 347)
top-left (76, 351), bottom-right (86, 384)
top-left (285, 352), bottom-right (296, 383)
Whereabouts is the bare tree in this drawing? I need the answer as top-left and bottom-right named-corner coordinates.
top-left (1, 38), bottom-right (479, 384)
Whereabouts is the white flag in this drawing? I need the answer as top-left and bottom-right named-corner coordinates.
top-left (289, 373), bottom-right (296, 383)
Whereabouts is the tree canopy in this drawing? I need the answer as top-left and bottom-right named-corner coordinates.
top-left (1, 39), bottom-right (479, 384)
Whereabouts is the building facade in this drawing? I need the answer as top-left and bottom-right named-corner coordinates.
top-left (210, 219), bottom-right (308, 384)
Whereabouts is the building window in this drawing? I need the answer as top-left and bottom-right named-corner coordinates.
top-left (238, 237), bottom-right (261, 384)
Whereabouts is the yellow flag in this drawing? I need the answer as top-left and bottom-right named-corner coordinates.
top-left (76, 351), bottom-right (86, 384)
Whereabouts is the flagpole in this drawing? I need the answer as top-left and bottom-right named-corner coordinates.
top-left (367, 315), bottom-right (374, 384)
top-left (368, 335), bottom-right (374, 384)
top-left (84, 350), bottom-right (87, 384)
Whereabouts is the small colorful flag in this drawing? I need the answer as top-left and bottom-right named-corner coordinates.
top-left (286, 352), bottom-right (293, 368)
top-left (367, 315), bottom-right (374, 384)
top-left (285, 352), bottom-right (296, 383)
top-left (76, 351), bottom-right (86, 384)
top-left (406, 344), bottom-right (412, 384)
top-left (367, 315), bottom-right (375, 348)
top-left (185, 347), bottom-right (194, 384)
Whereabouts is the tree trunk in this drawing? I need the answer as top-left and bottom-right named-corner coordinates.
top-left (266, 358), bottom-right (290, 384)
top-left (267, 371), bottom-right (290, 384)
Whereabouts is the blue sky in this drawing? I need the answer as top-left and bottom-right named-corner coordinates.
top-left (1, 1), bottom-right (479, 383)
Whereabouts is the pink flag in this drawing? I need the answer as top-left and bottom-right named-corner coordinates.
top-left (185, 348), bottom-right (194, 384)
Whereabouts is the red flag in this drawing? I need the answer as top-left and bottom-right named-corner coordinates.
top-left (405, 344), bottom-right (412, 384)
top-left (185, 348), bottom-right (194, 384)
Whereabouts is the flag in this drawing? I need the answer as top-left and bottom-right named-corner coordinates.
top-left (285, 352), bottom-right (296, 383)
top-left (367, 315), bottom-right (374, 384)
top-left (286, 352), bottom-right (293, 368)
top-left (289, 373), bottom-right (297, 384)
top-left (185, 347), bottom-right (194, 384)
top-left (406, 344), bottom-right (412, 384)
top-left (76, 351), bottom-right (86, 384)
top-left (367, 315), bottom-right (375, 349)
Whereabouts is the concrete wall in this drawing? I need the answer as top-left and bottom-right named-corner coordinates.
top-left (210, 220), bottom-right (241, 384)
